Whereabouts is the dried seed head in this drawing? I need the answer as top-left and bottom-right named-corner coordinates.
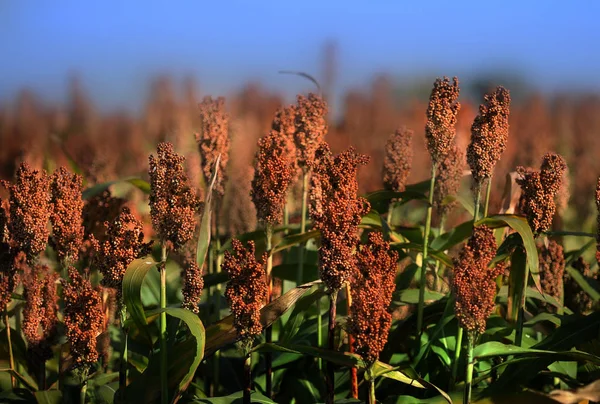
top-left (82, 190), bottom-right (126, 242)
top-left (0, 202), bottom-right (19, 309)
top-left (272, 104), bottom-right (299, 178)
top-left (22, 264), bottom-right (59, 361)
top-left (452, 225), bottom-right (503, 334)
top-left (348, 232), bottom-right (398, 364)
top-left (538, 240), bottom-right (565, 312)
top-left (294, 93), bottom-right (328, 170)
top-left (467, 87), bottom-right (511, 186)
top-left (223, 239), bottom-right (268, 342)
top-left (92, 207), bottom-right (152, 297)
top-left (382, 127), bottom-right (413, 193)
top-left (4, 163), bottom-right (51, 260)
top-left (433, 144), bottom-right (465, 218)
top-left (517, 153), bottom-right (567, 234)
top-left (310, 143), bottom-right (370, 292)
top-left (149, 142), bottom-right (202, 250)
top-left (197, 96), bottom-right (230, 198)
top-left (225, 165), bottom-right (257, 236)
top-left (251, 131), bottom-right (295, 225)
top-left (425, 77), bottom-right (461, 164)
top-left (50, 167), bottom-right (84, 263)
top-left (564, 257), bottom-right (597, 315)
top-left (62, 267), bottom-right (103, 369)
top-left (181, 258), bottom-right (204, 314)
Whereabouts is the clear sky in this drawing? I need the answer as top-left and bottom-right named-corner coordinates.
top-left (1, 1), bottom-right (599, 111)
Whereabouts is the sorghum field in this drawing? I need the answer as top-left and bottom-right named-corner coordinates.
top-left (1, 75), bottom-right (600, 404)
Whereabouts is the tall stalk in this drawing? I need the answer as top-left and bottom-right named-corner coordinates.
top-left (417, 165), bottom-right (437, 332)
top-left (515, 307), bottom-right (524, 346)
top-left (159, 243), bottom-right (168, 404)
top-left (483, 177), bottom-right (493, 218)
top-left (265, 225), bottom-right (274, 398)
top-left (296, 171), bottom-right (309, 285)
top-left (119, 306), bottom-right (128, 400)
top-left (80, 368), bottom-right (89, 404)
top-left (4, 310), bottom-right (15, 388)
top-left (213, 208), bottom-right (223, 395)
top-left (326, 290), bottom-right (338, 404)
top-left (451, 326), bottom-right (463, 388)
top-left (368, 379), bottom-right (376, 404)
top-left (464, 332), bottom-right (475, 404)
top-left (345, 283), bottom-right (358, 399)
top-left (243, 353), bottom-right (252, 404)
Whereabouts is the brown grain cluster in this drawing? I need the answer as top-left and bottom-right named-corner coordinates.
top-left (181, 259), bottom-right (204, 314)
top-left (149, 142), bottom-right (202, 251)
top-left (467, 87), bottom-right (511, 187)
top-left (433, 144), bottom-right (465, 218)
top-left (382, 127), bottom-right (413, 193)
top-left (348, 232), bottom-right (398, 364)
top-left (197, 96), bottom-right (230, 198)
top-left (82, 190), bottom-right (126, 242)
top-left (310, 143), bottom-right (370, 291)
top-left (92, 207), bottom-right (152, 295)
top-left (251, 130), bottom-right (294, 225)
top-left (425, 77), bottom-right (461, 164)
top-left (3, 163), bottom-right (51, 260)
top-left (62, 267), bottom-right (103, 369)
top-left (564, 257), bottom-right (597, 315)
top-left (22, 264), bottom-right (59, 361)
top-left (294, 93), bottom-right (328, 170)
top-left (517, 153), bottom-right (568, 234)
top-left (272, 104), bottom-right (299, 177)
top-left (50, 167), bottom-right (84, 263)
top-left (452, 225), bottom-right (503, 334)
top-left (538, 240), bottom-right (565, 312)
top-left (0, 201), bottom-right (19, 309)
top-left (223, 239), bottom-right (268, 342)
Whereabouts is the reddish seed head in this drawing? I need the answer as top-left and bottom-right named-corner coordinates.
top-left (181, 259), bottom-right (204, 314)
top-left (3, 163), bottom-right (51, 261)
top-left (197, 96), bottom-right (230, 198)
top-left (425, 77), bottom-right (461, 164)
top-left (149, 142), bottom-right (202, 251)
top-left (538, 240), bottom-right (565, 312)
top-left (564, 257), bottom-right (597, 315)
top-left (433, 144), bottom-right (465, 218)
top-left (223, 239), bottom-right (268, 342)
top-left (272, 104), bottom-right (300, 178)
top-left (294, 93), bottom-right (328, 170)
top-left (82, 190), bottom-right (126, 242)
top-left (50, 167), bottom-right (84, 263)
top-left (0, 202), bottom-right (19, 310)
top-left (62, 267), bottom-right (104, 369)
top-left (310, 143), bottom-right (370, 292)
top-left (251, 130), bottom-right (295, 225)
top-left (382, 127), bottom-right (413, 193)
top-left (348, 232), bottom-right (398, 364)
top-left (452, 225), bottom-right (503, 334)
top-left (517, 153), bottom-right (568, 234)
top-left (467, 87), bottom-right (511, 187)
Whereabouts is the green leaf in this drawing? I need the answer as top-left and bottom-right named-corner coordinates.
top-left (273, 230), bottom-right (320, 254)
top-left (122, 258), bottom-right (158, 341)
top-left (565, 265), bottom-right (600, 302)
top-left (430, 220), bottom-right (473, 251)
top-left (279, 285), bottom-right (326, 344)
top-left (252, 342), bottom-right (365, 368)
top-left (473, 341), bottom-right (600, 364)
top-left (391, 243), bottom-right (453, 267)
top-left (360, 210), bottom-right (383, 228)
top-left (369, 361), bottom-right (425, 388)
top-left (395, 289), bottom-right (445, 305)
top-left (82, 176), bottom-right (150, 199)
top-left (34, 391), bottom-right (63, 404)
top-left (192, 391), bottom-right (276, 403)
top-left (364, 189), bottom-right (428, 205)
top-left (272, 263), bottom-right (318, 283)
top-left (507, 246), bottom-right (527, 323)
top-left (0, 368), bottom-right (38, 391)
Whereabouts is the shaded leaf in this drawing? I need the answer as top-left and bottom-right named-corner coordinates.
top-left (122, 258), bottom-right (158, 341)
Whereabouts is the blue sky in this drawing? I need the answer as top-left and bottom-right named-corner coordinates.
top-left (1, 1), bottom-right (599, 111)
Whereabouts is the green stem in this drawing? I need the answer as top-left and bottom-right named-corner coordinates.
top-left (483, 177), bottom-right (493, 218)
top-left (417, 165), bottom-right (437, 332)
top-left (515, 307), bottom-right (524, 347)
top-left (159, 243), bottom-right (168, 404)
top-left (387, 201), bottom-right (396, 228)
top-left (4, 310), bottom-right (15, 388)
top-left (433, 219), bottom-right (445, 292)
top-left (326, 290), bottom-right (338, 404)
top-left (451, 326), bottom-right (463, 389)
top-left (368, 380), bottom-right (376, 404)
top-left (296, 171), bottom-right (309, 285)
top-left (473, 185), bottom-right (482, 223)
top-left (213, 212), bottom-right (223, 395)
top-left (265, 225), bottom-right (273, 399)
top-left (243, 354), bottom-right (252, 404)
top-left (80, 369), bottom-right (89, 404)
top-left (119, 306), bottom-right (128, 400)
top-left (464, 332), bottom-right (474, 404)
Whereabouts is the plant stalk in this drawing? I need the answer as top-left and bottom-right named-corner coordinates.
top-left (326, 290), bottom-right (338, 404)
top-left (464, 332), bottom-right (475, 404)
top-left (368, 380), bottom-right (376, 404)
top-left (265, 224), bottom-right (273, 399)
top-left (213, 208), bottom-right (223, 395)
top-left (80, 369), bottom-right (89, 404)
top-left (451, 326), bottom-right (463, 388)
top-left (473, 185), bottom-right (482, 223)
top-left (119, 305), bottom-right (128, 400)
top-left (417, 165), bottom-right (437, 332)
top-left (515, 307), bottom-right (524, 346)
top-left (296, 171), bottom-right (309, 286)
top-left (159, 243), bottom-right (168, 404)
top-left (4, 310), bottom-right (15, 388)
top-left (345, 283), bottom-right (358, 399)
top-left (243, 354), bottom-right (252, 404)
top-left (483, 177), bottom-right (493, 218)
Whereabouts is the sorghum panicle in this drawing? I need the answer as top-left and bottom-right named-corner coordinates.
top-left (62, 267), bottom-right (103, 369)
top-left (310, 143), bottom-right (370, 292)
top-left (3, 163), bottom-right (51, 260)
top-left (433, 144), bottom-right (465, 218)
top-left (348, 232), bottom-right (398, 364)
top-left (467, 87), bottom-right (511, 187)
top-left (92, 207), bottom-right (152, 296)
top-left (226, 166), bottom-right (257, 236)
top-left (517, 153), bottom-right (568, 234)
top-left (50, 167), bottom-right (84, 263)
top-left (564, 257), bottom-right (597, 315)
top-left (251, 131), bottom-right (294, 225)
top-left (197, 96), bottom-right (230, 198)
top-left (538, 240), bottom-right (565, 312)
top-left (425, 77), bottom-right (461, 164)
top-left (0, 201), bottom-right (18, 309)
top-left (294, 93), bottom-right (328, 170)
top-left (82, 190), bottom-right (126, 242)
top-left (181, 254), bottom-right (204, 314)
top-left (22, 264), bottom-right (59, 361)
top-left (272, 104), bottom-right (299, 178)
top-left (223, 239), bottom-right (268, 342)
top-left (452, 225), bottom-right (503, 334)
top-left (382, 127), bottom-right (413, 193)
top-left (149, 142), bottom-right (202, 251)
